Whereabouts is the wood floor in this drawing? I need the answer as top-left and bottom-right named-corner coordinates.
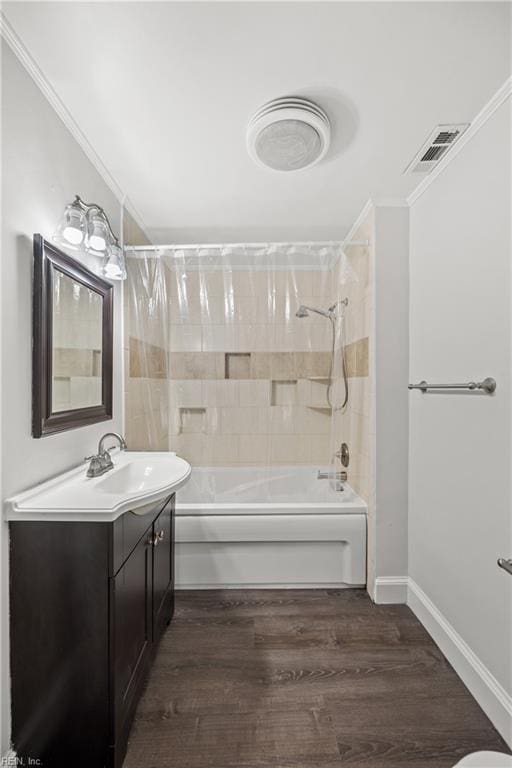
top-left (123, 589), bottom-right (510, 768)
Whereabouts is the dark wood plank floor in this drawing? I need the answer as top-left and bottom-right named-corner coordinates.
top-left (123, 589), bottom-right (510, 767)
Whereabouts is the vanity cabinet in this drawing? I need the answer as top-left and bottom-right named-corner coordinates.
top-left (9, 493), bottom-right (175, 768)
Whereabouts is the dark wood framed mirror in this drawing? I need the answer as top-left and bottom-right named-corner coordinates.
top-left (32, 234), bottom-right (113, 437)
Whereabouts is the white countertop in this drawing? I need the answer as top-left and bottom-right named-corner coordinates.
top-left (5, 451), bottom-right (192, 523)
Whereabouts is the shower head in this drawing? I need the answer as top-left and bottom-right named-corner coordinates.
top-left (295, 299), bottom-right (348, 320)
top-left (295, 304), bottom-right (334, 319)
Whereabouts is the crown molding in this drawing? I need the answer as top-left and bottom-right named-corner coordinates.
top-left (0, 13), bottom-right (150, 242)
top-left (407, 76), bottom-right (512, 207)
top-left (344, 198), bottom-right (374, 243)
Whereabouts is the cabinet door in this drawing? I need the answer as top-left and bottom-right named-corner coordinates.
top-left (112, 530), bottom-right (151, 741)
top-left (152, 495), bottom-right (174, 642)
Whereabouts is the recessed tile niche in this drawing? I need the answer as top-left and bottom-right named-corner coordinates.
top-left (225, 353), bottom-right (251, 379)
top-left (179, 407), bottom-right (206, 434)
top-left (271, 380), bottom-right (297, 406)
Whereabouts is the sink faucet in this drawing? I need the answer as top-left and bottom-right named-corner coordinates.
top-left (85, 432), bottom-right (127, 478)
top-left (98, 432), bottom-right (127, 456)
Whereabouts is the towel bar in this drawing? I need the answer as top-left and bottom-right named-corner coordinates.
top-left (408, 377), bottom-right (496, 394)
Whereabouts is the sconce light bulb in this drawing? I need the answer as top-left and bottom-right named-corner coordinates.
top-left (62, 225), bottom-right (84, 246)
top-left (88, 234), bottom-right (107, 252)
top-left (103, 263), bottom-right (122, 279)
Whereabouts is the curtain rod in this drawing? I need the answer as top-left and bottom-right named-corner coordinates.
top-left (124, 239), bottom-right (369, 252)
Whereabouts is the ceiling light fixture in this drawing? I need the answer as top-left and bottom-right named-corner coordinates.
top-left (53, 195), bottom-right (126, 280)
top-left (247, 97), bottom-right (331, 172)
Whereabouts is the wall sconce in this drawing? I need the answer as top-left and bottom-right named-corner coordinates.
top-left (53, 195), bottom-right (126, 280)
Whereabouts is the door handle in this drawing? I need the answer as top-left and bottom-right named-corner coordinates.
top-left (497, 558), bottom-right (512, 575)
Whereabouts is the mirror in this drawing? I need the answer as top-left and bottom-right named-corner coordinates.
top-left (33, 235), bottom-right (113, 437)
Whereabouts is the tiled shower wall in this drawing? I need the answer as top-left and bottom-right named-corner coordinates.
top-left (125, 253), bottom-right (372, 476)
top-left (165, 268), bottom-right (336, 466)
top-left (332, 211), bottom-right (374, 501)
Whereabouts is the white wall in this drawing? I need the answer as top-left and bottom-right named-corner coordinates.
top-left (370, 204), bottom-right (410, 601)
top-left (408, 97), bottom-right (512, 739)
top-left (1, 43), bottom-right (124, 755)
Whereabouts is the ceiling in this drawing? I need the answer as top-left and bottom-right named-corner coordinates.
top-left (3, 2), bottom-right (511, 243)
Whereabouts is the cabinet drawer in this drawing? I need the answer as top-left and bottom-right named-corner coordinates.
top-left (112, 498), bottom-right (168, 575)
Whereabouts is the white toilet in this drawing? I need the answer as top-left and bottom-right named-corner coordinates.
top-left (454, 753), bottom-right (512, 767)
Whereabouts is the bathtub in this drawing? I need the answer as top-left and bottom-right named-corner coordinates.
top-left (175, 466), bottom-right (367, 589)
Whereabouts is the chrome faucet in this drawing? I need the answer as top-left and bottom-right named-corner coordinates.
top-left (85, 432), bottom-right (127, 478)
top-left (317, 470), bottom-right (348, 481)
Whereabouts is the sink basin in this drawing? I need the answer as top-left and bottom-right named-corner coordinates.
top-left (5, 451), bottom-right (191, 522)
top-left (96, 458), bottom-right (182, 495)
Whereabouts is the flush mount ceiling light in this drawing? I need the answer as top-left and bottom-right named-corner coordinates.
top-left (247, 97), bottom-right (331, 172)
top-left (53, 195), bottom-right (126, 280)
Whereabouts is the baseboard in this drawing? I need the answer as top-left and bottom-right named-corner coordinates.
top-left (408, 578), bottom-right (512, 748)
top-left (373, 576), bottom-right (408, 604)
top-left (176, 582), bottom-right (366, 590)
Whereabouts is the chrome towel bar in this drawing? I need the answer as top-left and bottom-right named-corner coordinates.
top-left (498, 558), bottom-right (512, 576)
top-left (408, 377), bottom-right (496, 394)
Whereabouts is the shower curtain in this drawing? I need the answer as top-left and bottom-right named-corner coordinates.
top-left (124, 242), bottom-right (355, 476)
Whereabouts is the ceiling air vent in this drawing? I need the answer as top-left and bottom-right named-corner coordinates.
top-left (404, 123), bottom-right (469, 174)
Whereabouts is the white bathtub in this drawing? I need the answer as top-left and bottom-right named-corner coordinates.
top-left (175, 466), bottom-right (367, 589)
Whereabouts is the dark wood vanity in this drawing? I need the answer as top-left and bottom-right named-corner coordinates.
top-left (9, 493), bottom-right (175, 768)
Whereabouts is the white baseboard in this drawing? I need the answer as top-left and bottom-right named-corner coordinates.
top-left (373, 576), bottom-right (408, 604)
top-left (177, 582), bottom-right (365, 590)
top-left (408, 578), bottom-right (512, 748)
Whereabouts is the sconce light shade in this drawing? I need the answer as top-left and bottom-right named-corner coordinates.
top-left (102, 242), bottom-right (127, 280)
top-left (86, 212), bottom-right (109, 255)
top-left (53, 200), bottom-right (87, 250)
top-left (53, 195), bottom-right (126, 280)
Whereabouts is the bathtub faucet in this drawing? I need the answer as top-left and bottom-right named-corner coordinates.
top-left (317, 470), bottom-right (347, 482)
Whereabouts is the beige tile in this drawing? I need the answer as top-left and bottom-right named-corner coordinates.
top-left (305, 406), bottom-right (332, 434)
top-left (269, 406), bottom-right (298, 434)
top-left (202, 324), bottom-right (238, 352)
top-left (310, 379), bottom-right (330, 408)
top-left (344, 337), bottom-right (369, 378)
top-left (296, 378), bottom-right (311, 405)
top-left (169, 352), bottom-right (224, 379)
top-left (268, 352), bottom-right (296, 379)
top-left (309, 434), bottom-right (332, 464)
top-left (200, 270), bottom-right (233, 297)
top-left (220, 407), bottom-right (268, 435)
top-left (130, 337), bottom-right (168, 379)
top-left (272, 324), bottom-right (297, 352)
top-left (203, 380), bottom-right (239, 407)
top-left (169, 292), bottom-right (203, 325)
top-left (169, 379), bottom-right (203, 408)
top-left (171, 433), bottom-right (206, 464)
top-left (204, 435), bottom-right (240, 464)
top-left (238, 380), bottom-right (270, 406)
top-left (237, 435), bottom-right (269, 464)
top-left (205, 407), bottom-right (221, 434)
top-left (168, 270), bottom-right (201, 300)
top-left (294, 352), bottom-right (331, 378)
top-left (169, 408), bottom-right (181, 436)
top-left (169, 324), bottom-right (202, 352)
top-left (250, 352), bottom-right (272, 379)
top-left (238, 324), bottom-right (273, 352)
top-left (269, 434), bottom-right (310, 464)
